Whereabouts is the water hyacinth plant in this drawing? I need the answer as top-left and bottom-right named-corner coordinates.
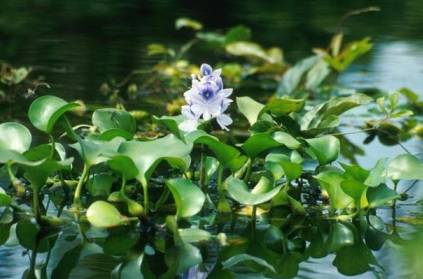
top-left (0, 60), bottom-right (422, 279)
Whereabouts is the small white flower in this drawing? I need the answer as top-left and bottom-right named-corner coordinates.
top-left (179, 63), bottom-right (233, 132)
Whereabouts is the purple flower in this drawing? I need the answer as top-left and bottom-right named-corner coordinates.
top-left (179, 63), bottom-right (233, 132)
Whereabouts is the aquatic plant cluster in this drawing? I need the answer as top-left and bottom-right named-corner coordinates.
top-left (1, 17), bottom-right (423, 279)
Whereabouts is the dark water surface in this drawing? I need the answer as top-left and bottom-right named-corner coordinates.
top-left (1, 1), bottom-right (423, 278)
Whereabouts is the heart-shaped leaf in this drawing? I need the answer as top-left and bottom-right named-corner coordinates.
top-left (92, 108), bottom-right (136, 139)
top-left (28, 95), bottom-right (79, 133)
top-left (386, 154), bottom-right (423, 181)
top-left (236, 97), bottom-right (265, 126)
top-left (86, 201), bottom-right (124, 228)
top-left (326, 222), bottom-right (355, 252)
top-left (70, 137), bottom-right (125, 167)
top-left (314, 168), bottom-right (354, 209)
top-left (153, 115), bottom-right (185, 140)
top-left (0, 122), bottom-right (32, 153)
top-left (366, 184), bottom-right (400, 208)
top-left (165, 178), bottom-right (205, 218)
top-left (119, 135), bottom-right (192, 185)
top-left (265, 153), bottom-right (302, 182)
top-left (186, 130), bottom-right (245, 172)
top-left (306, 135), bottom-right (340, 165)
top-left (225, 176), bottom-right (281, 205)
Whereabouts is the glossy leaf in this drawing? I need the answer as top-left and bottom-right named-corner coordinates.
top-left (119, 135), bottom-right (192, 185)
top-left (263, 97), bottom-right (305, 116)
top-left (175, 17), bottom-right (203, 30)
top-left (276, 55), bottom-right (318, 96)
top-left (386, 154), bottom-right (423, 180)
top-left (28, 95), bottom-right (79, 133)
top-left (315, 168), bottom-right (354, 209)
top-left (306, 135), bottom-right (340, 165)
top-left (300, 93), bottom-right (372, 131)
top-left (366, 184), bottom-right (400, 208)
top-left (165, 178), bottom-right (205, 218)
top-left (0, 188), bottom-right (11, 207)
top-left (0, 122), bottom-right (32, 153)
top-left (225, 176), bottom-right (281, 205)
top-left (164, 242), bottom-right (203, 275)
top-left (179, 228), bottom-right (212, 243)
top-left (70, 137), bottom-right (125, 167)
top-left (187, 130), bottom-right (245, 172)
top-left (222, 254), bottom-right (276, 273)
top-left (92, 108), bottom-right (136, 139)
top-left (326, 222), bottom-right (355, 252)
top-left (236, 96), bottom-right (265, 126)
top-left (364, 158), bottom-right (388, 187)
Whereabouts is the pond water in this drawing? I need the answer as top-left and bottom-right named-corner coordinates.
top-left (1, 1), bottom-right (422, 278)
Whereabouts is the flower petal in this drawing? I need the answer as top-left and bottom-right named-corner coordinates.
top-left (219, 88), bottom-right (233, 98)
top-left (216, 114), bottom-right (233, 130)
top-left (179, 119), bottom-right (198, 132)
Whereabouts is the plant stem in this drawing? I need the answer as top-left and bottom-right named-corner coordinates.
top-left (199, 145), bottom-right (207, 193)
top-left (49, 134), bottom-right (55, 158)
top-left (392, 181), bottom-right (399, 235)
top-left (73, 164), bottom-right (89, 208)
top-left (6, 162), bottom-right (24, 195)
top-left (142, 180), bottom-right (149, 215)
top-left (32, 186), bottom-right (41, 222)
top-left (243, 158), bottom-right (253, 183)
top-left (251, 205), bottom-right (257, 236)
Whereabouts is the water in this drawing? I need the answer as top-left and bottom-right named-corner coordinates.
top-left (1, 1), bottom-right (423, 278)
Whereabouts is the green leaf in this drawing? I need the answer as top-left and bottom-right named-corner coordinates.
top-left (263, 97), bottom-right (305, 116)
top-left (92, 108), bottom-right (136, 139)
top-left (236, 97), bottom-right (265, 126)
top-left (265, 153), bottom-right (302, 182)
top-left (272, 132), bottom-right (301, 149)
top-left (315, 168), bottom-right (354, 209)
top-left (153, 115), bottom-right (185, 140)
top-left (222, 254), bottom-right (276, 273)
top-left (119, 135), bottom-right (192, 185)
top-left (179, 228), bottom-right (212, 243)
top-left (0, 149), bottom-right (45, 166)
top-left (225, 25), bottom-right (251, 44)
top-left (87, 173), bottom-right (116, 197)
top-left (340, 179), bottom-right (367, 204)
top-left (107, 155), bottom-right (139, 180)
top-left (0, 122), bottom-right (32, 153)
top-left (86, 201), bottom-right (124, 228)
top-left (70, 137), bottom-right (125, 167)
top-left (187, 130), bottom-right (245, 172)
top-left (23, 157), bottom-right (73, 189)
top-left (305, 58), bottom-right (330, 90)
top-left (204, 156), bottom-right (220, 185)
top-left (301, 93), bottom-right (372, 131)
top-left (175, 17), bottom-right (203, 30)
top-left (16, 219), bottom-right (56, 253)
top-left (225, 176), bottom-right (281, 205)
top-left (165, 178), bottom-right (205, 218)
top-left (241, 133), bottom-right (282, 158)
top-left (69, 253), bottom-right (120, 279)
top-left (333, 239), bottom-right (377, 276)
top-left (325, 38), bottom-right (372, 72)
top-left (0, 188), bottom-right (11, 207)
top-left (366, 184), bottom-right (400, 208)
top-left (364, 158), bottom-right (388, 187)
top-left (28, 95), bottom-right (79, 133)
top-left (305, 135), bottom-right (340, 165)
top-left (164, 242), bottom-right (203, 275)
top-left (386, 154), bottom-right (423, 180)
top-left (103, 232), bottom-right (139, 256)
top-left (276, 55), bottom-right (318, 96)
top-left (326, 222), bottom-right (355, 252)
top-left (226, 42), bottom-right (281, 64)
